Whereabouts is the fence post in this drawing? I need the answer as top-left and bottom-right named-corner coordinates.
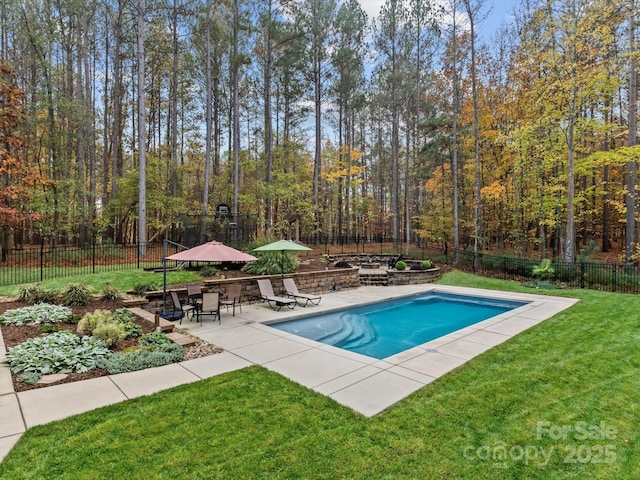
top-left (612, 264), bottom-right (616, 293)
top-left (580, 263), bottom-right (585, 289)
top-left (92, 243), bottom-right (96, 274)
top-left (40, 239), bottom-right (44, 282)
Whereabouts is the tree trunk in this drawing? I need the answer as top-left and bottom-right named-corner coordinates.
top-left (625, 0), bottom-right (637, 264)
top-left (137, 0), bottom-right (147, 255)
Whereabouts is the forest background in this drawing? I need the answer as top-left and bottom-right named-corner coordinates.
top-left (0, 0), bottom-right (639, 265)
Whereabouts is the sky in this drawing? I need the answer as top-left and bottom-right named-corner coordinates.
top-left (357, 0), bottom-right (517, 40)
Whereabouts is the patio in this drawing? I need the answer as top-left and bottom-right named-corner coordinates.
top-left (0, 284), bottom-right (578, 462)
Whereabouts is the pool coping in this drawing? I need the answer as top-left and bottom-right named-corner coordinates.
top-left (0, 284), bottom-right (579, 462)
top-left (185, 284), bottom-right (578, 417)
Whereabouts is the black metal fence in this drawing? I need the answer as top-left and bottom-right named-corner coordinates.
top-left (0, 241), bottom-right (252, 287)
top-left (1, 238), bottom-right (640, 295)
top-left (450, 251), bottom-right (640, 294)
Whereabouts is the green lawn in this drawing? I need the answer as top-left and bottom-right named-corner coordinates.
top-left (0, 269), bottom-right (201, 298)
top-left (1, 271), bottom-right (638, 479)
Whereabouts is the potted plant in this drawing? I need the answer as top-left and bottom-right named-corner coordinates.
top-left (532, 259), bottom-right (554, 285)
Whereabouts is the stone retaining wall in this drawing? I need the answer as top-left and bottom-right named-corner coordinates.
top-left (387, 268), bottom-right (441, 285)
top-left (203, 267), bottom-right (360, 300)
top-left (140, 267), bottom-right (360, 312)
top-left (136, 266), bottom-right (439, 312)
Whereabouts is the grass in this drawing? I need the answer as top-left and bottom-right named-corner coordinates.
top-left (1, 271), bottom-right (639, 478)
top-left (0, 269), bottom-right (201, 298)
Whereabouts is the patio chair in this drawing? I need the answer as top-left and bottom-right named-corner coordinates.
top-left (196, 291), bottom-right (220, 324)
top-left (257, 279), bottom-right (296, 311)
top-left (221, 283), bottom-right (242, 316)
top-left (169, 290), bottom-right (196, 324)
top-left (187, 284), bottom-right (203, 309)
top-left (283, 278), bottom-right (321, 307)
top-left (388, 254), bottom-right (403, 269)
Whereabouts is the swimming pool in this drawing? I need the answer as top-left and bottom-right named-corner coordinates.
top-left (268, 292), bottom-right (528, 359)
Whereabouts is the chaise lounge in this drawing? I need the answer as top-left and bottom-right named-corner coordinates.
top-left (283, 278), bottom-right (321, 307)
top-left (257, 279), bottom-right (296, 311)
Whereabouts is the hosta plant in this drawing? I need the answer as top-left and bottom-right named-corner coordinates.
top-left (0, 304), bottom-right (72, 326)
top-left (139, 331), bottom-right (172, 347)
top-left (5, 331), bottom-right (110, 377)
top-left (112, 308), bottom-right (142, 337)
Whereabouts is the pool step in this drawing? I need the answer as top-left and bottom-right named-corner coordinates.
top-left (318, 313), bottom-right (376, 350)
top-left (337, 316), bottom-right (376, 350)
top-left (317, 314), bottom-right (356, 345)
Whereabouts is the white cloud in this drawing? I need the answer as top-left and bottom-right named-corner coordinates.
top-left (357, 0), bottom-right (385, 21)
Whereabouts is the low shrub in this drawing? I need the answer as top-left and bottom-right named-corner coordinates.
top-left (395, 260), bottom-right (407, 270)
top-left (243, 251), bottom-right (296, 275)
top-left (92, 322), bottom-right (127, 346)
top-left (0, 304), bottom-right (72, 326)
top-left (77, 308), bottom-right (140, 344)
top-left (100, 283), bottom-right (120, 301)
top-left (77, 309), bottom-right (113, 334)
top-left (139, 331), bottom-right (172, 347)
top-left (132, 280), bottom-right (159, 296)
top-left (60, 283), bottom-right (93, 306)
top-left (112, 308), bottom-right (142, 337)
top-left (422, 260), bottom-right (433, 269)
top-left (39, 323), bottom-right (62, 334)
top-left (97, 344), bottom-right (185, 374)
top-left (200, 265), bottom-right (219, 277)
top-left (14, 284), bottom-right (56, 305)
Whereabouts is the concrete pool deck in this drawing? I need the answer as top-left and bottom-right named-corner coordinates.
top-left (0, 285), bottom-right (578, 462)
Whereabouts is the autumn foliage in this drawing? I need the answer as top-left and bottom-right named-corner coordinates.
top-left (0, 62), bottom-right (43, 230)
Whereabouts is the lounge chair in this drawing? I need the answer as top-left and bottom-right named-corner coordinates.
top-left (257, 279), bottom-right (296, 311)
top-left (196, 292), bottom-right (220, 324)
top-left (169, 291), bottom-right (196, 324)
top-left (283, 278), bottom-right (321, 307)
top-left (221, 284), bottom-right (243, 316)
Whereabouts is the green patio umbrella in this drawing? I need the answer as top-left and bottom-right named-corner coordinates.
top-left (253, 239), bottom-right (312, 276)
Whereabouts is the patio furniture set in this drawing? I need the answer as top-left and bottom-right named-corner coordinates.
top-left (166, 278), bottom-right (322, 324)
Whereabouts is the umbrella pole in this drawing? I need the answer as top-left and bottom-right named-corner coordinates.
top-left (162, 240), bottom-right (168, 316)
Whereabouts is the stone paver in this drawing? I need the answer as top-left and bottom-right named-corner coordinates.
top-left (17, 376), bottom-right (128, 428)
top-left (329, 370), bottom-right (425, 417)
top-left (0, 394), bottom-right (25, 438)
top-left (0, 365), bottom-right (14, 396)
top-left (109, 363), bottom-right (200, 398)
top-left (265, 348), bottom-right (369, 388)
top-left (231, 336), bottom-right (312, 364)
top-left (180, 352), bottom-right (252, 379)
top-left (0, 434), bottom-right (22, 462)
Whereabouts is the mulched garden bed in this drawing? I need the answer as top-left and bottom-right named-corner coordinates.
top-left (0, 299), bottom-right (220, 392)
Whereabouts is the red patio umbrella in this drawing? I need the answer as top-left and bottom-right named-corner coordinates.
top-left (162, 241), bottom-right (256, 318)
top-left (166, 241), bottom-right (257, 263)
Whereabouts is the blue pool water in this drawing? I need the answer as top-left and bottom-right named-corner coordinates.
top-left (269, 292), bottom-right (528, 359)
